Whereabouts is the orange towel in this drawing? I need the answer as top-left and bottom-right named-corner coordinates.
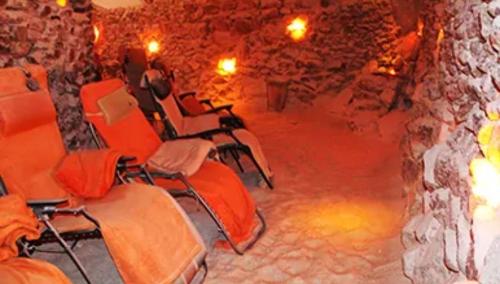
top-left (155, 161), bottom-right (257, 245)
top-left (84, 184), bottom-right (206, 283)
top-left (0, 195), bottom-right (40, 261)
top-left (55, 149), bottom-right (122, 198)
top-left (0, 258), bottom-right (71, 284)
top-left (0, 195), bottom-right (70, 284)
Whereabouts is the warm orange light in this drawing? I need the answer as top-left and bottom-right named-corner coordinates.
top-left (93, 25), bottom-right (100, 44)
top-left (147, 40), bottom-right (160, 54)
top-left (217, 57), bottom-right (237, 76)
top-left (474, 204), bottom-right (496, 221)
top-left (417, 18), bottom-right (424, 37)
top-left (56, 0), bottom-right (67, 7)
top-left (470, 158), bottom-right (500, 208)
top-left (287, 17), bottom-right (308, 42)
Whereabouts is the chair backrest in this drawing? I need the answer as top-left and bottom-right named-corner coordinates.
top-left (0, 66), bottom-right (69, 200)
top-left (141, 70), bottom-right (185, 134)
top-left (123, 48), bottom-right (161, 118)
top-left (80, 79), bottom-right (162, 163)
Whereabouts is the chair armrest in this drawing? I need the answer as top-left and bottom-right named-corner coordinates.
top-left (176, 127), bottom-right (234, 140)
top-left (27, 199), bottom-right (69, 208)
top-left (202, 104), bottom-right (233, 114)
top-left (199, 99), bottom-right (214, 109)
top-left (178, 92), bottom-right (197, 100)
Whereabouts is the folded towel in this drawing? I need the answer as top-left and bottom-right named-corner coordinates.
top-left (147, 138), bottom-right (216, 177)
top-left (0, 258), bottom-right (71, 284)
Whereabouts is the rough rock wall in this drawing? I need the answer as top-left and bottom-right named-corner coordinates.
top-left (0, 0), bottom-right (99, 149)
top-left (93, 0), bottom-right (401, 107)
top-left (402, 0), bottom-right (500, 283)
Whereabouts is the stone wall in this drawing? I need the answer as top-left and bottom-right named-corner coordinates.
top-left (93, 0), bottom-right (402, 108)
top-left (401, 0), bottom-right (500, 283)
top-left (0, 0), bottom-right (99, 149)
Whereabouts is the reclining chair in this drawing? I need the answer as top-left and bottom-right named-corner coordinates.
top-left (0, 194), bottom-right (71, 284)
top-left (122, 48), bottom-right (245, 129)
top-left (142, 69), bottom-right (274, 189)
top-left (0, 65), bottom-right (207, 283)
top-left (80, 78), bottom-right (266, 254)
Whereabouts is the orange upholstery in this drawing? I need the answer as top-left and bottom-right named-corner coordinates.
top-left (0, 258), bottom-right (71, 284)
top-left (0, 66), bottom-right (206, 282)
top-left (177, 95), bottom-right (207, 116)
top-left (81, 79), bottom-right (161, 163)
top-left (80, 79), bottom-right (259, 246)
top-left (0, 65), bottom-right (48, 97)
top-left (0, 92), bottom-right (68, 200)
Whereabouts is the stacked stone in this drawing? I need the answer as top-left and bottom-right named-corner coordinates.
top-left (93, 0), bottom-right (401, 106)
top-left (401, 0), bottom-right (500, 283)
top-left (0, 0), bottom-right (99, 149)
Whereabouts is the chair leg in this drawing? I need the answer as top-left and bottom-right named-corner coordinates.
top-left (41, 217), bottom-right (92, 284)
top-left (229, 149), bottom-right (245, 173)
top-left (184, 187), bottom-right (266, 255)
top-left (241, 147), bottom-right (274, 190)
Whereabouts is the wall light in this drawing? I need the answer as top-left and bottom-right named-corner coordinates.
top-left (217, 57), bottom-right (237, 76)
top-left (287, 17), bottom-right (308, 42)
top-left (93, 25), bottom-right (100, 44)
top-left (147, 40), bottom-right (160, 55)
top-left (56, 0), bottom-right (67, 7)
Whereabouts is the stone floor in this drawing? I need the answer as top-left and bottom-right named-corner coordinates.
top-left (36, 104), bottom-right (410, 283)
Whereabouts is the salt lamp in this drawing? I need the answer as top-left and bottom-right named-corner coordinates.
top-left (470, 158), bottom-right (500, 208)
top-left (287, 17), bottom-right (308, 42)
top-left (147, 40), bottom-right (160, 54)
top-left (217, 57), bottom-right (237, 76)
top-left (56, 0), bottom-right (67, 7)
top-left (93, 25), bottom-right (100, 44)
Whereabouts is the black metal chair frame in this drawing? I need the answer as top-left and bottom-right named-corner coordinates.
top-left (88, 123), bottom-right (267, 255)
top-left (0, 177), bottom-right (97, 284)
top-left (141, 75), bottom-right (273, 189)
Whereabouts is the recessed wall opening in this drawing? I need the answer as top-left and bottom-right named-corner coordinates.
top-left (0, 0), bottom-right (499, 283)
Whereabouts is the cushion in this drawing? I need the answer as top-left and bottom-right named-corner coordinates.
top-left (97, 86), bottom-right (139, 125)
top-left (0, 91), bottom-right (56, 137)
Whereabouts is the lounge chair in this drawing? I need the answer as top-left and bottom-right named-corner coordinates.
top-left (80, 78), bottom-right (266, 254)
top-left (122, 48), bottom-right (245, 129)
top-left (142, 69), bottom-right (274, 189)
top-left (121, 48), bottom-right (274, 188)
top-left (0, 194), bottom-right (71, 284)
top-left (0, 65), bottom-right (207, 283)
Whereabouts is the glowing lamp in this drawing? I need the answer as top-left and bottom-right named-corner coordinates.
top-left (93, 25), bottom-right (100, 44)
top-left (147, 40), bottom-right (160, 54)
top-left (470, 158), bottom-right (500, 208)
top-left (417, 18), bottom-right (424, 37)
top-left (287, 17), bottom-right (308, 42)
top-left (217, 57), bottom-right (237, 76)
top-left (56, 0), bottom-right (67, 7)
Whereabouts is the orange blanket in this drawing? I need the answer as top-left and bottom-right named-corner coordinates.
top-left (84, 184), bottom-right (206, 283)
top-left (0, 195), bottom-right (70, 284)
top-left (155, 161), bottom-right (257, 245)
top-left (55, 149), bottom-right (122, 198)
top-left (0, 258), bottom-right (71, 284)
top-left (0, 195), bottom-right (39, 261)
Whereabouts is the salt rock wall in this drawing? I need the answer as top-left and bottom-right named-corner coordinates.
top-left (0, 0), bottom-right (99, 149)
top-left (401, 0), bottom-right (500, 283)
top-left (93, 0), bottom-right (401, 107)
